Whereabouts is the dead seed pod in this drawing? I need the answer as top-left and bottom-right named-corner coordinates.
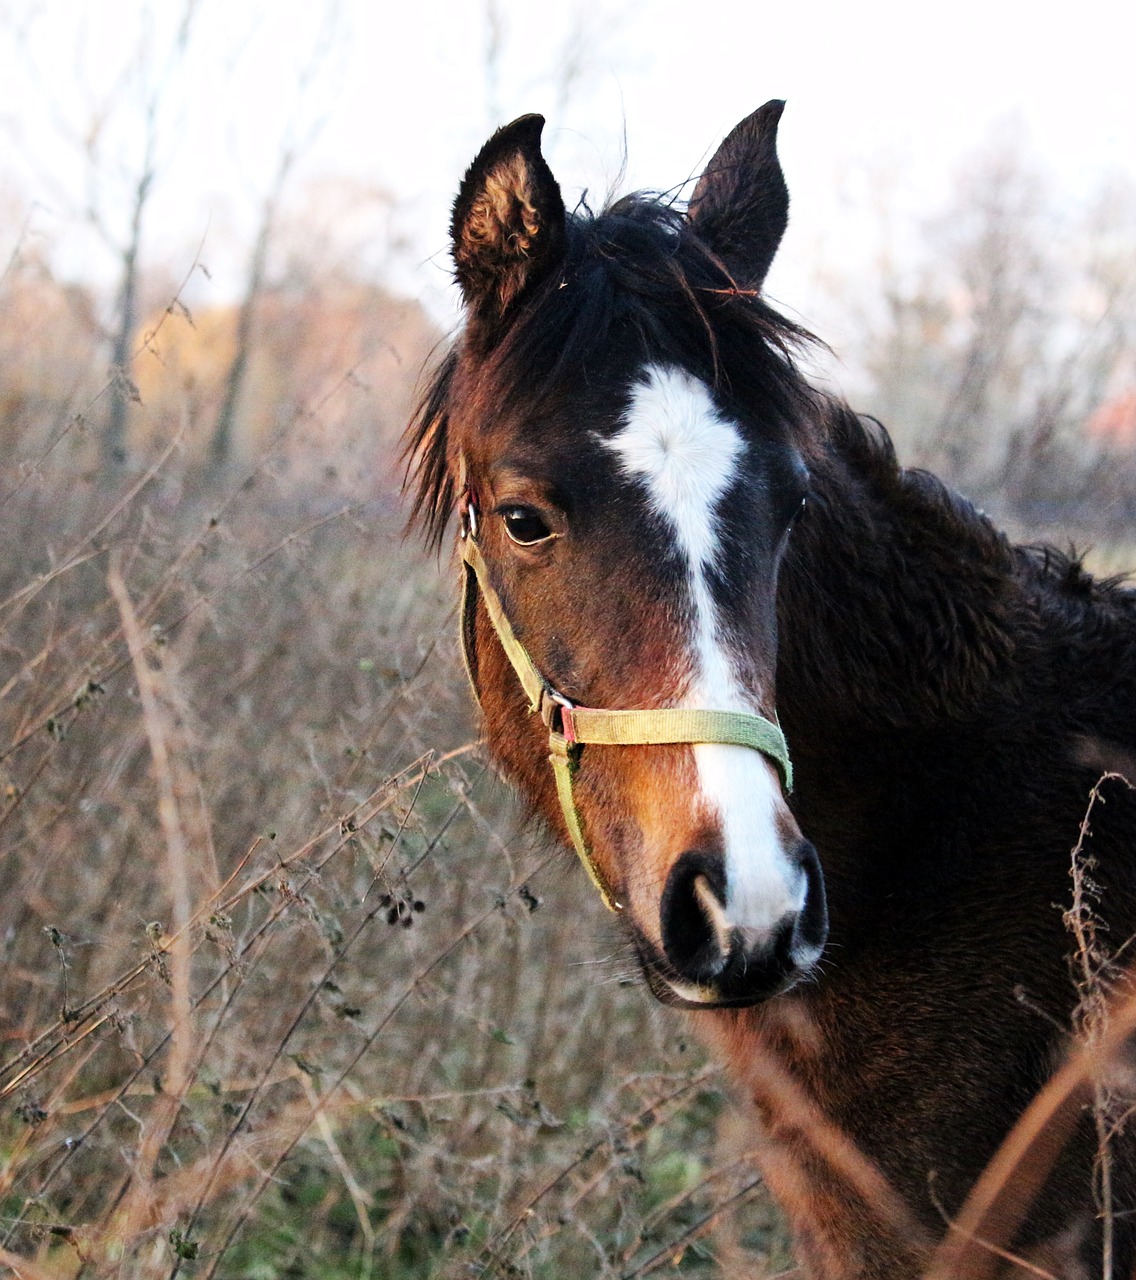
top-left (384, 895), bottom-right (421, 926)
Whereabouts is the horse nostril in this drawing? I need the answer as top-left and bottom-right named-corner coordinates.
top-left (657, 842), bottom-right (828, 1000)
top-left (789, 840), bottom-right (828, 964)
top-left (692, 875), bottom-right (732, 956)
top-left (660, 851), bottom-right (732, 981)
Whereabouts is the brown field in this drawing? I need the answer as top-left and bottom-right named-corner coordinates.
top-left (2, 136), bottom-right (1135, 1276)
top-left (0, 280), bottom-right (796, 1279)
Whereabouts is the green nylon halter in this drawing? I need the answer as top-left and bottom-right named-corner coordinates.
top-left (458, 521), bottom-right (793, 914)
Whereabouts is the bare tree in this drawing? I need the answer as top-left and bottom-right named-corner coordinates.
top-left (208, 151), bottom-right (293, 473)
top-left (479, 0), bottom-right (631, 134)
top-left (208, 3), bottom-right (343, 472)
top-left (830, 133), bottom-right (1136, 533)
top-left (2, 1), bottom-right (201, 473)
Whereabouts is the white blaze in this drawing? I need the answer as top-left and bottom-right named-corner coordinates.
top-left (603, 364), bottom-right (803, 934)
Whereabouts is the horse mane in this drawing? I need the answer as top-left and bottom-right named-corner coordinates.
top-left (823, 404), bottom-right (1013, 561)
top-left (403, 345), bottom-right (459, 549)
top-left (403, 194), bottom-right (819, 548)
top-left (775, 398), bottom-right (1136, 740)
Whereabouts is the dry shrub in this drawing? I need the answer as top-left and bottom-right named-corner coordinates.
top-left (3, 170), bottom-right (1135, 1280)
top-left (0, 337), bottom-right (789, 1278)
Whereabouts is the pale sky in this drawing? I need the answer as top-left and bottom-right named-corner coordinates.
top-left (1, 0), bottom-right (1134, 347)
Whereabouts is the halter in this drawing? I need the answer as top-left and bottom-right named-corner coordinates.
top-left (458, 493), bottom-right (793, 913)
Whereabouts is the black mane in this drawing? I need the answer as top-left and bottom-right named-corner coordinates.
top-left (403, 195), bottom-right (818, 547)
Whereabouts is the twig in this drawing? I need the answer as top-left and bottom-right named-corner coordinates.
top-left (620, 1175), bottom-right (766, 1278)
top-left (923, 978), bottom-right (1136, 1280)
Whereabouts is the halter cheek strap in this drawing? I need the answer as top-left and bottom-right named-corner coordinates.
top-left (458, 502), bottom-right (793, 914)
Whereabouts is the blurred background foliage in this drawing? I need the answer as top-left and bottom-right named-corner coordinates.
top-left (1, 2), bottom-right (1134, 1277)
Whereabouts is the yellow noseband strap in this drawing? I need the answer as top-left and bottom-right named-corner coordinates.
top-left (459, 532), bottom-right (793, 914)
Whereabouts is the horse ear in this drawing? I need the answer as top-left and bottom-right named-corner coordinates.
top-left (451, 114), bottom-right (567, 320)
top-left (688, 100), bottom-right (789, 290)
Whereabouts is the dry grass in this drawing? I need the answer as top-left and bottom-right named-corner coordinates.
top-left (0, 368), bottom-right (791, 1278)
top-left (2, 217), bottom-right (1135, 1278)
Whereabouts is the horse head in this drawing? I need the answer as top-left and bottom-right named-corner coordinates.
top-left (406, 103), bottom-right (828, 1008)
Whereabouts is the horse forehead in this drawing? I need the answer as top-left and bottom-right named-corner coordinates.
top-left (602, 364), bottom-right (745, 565)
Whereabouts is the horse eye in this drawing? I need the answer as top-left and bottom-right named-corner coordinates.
top-left (502, 506), bottom-right (553, 546)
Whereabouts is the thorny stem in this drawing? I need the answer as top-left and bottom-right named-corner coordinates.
top-left (0, 748), bottom-right (470, 1099)
top-left (481, 1065), bottom-right (720, 1269)
top-left (169, 758), bottom-right (450, 1276)
top-left (0, 501), bottom-right (368, 768)
top-left (194, 846), bottom-right (562, 1280)
top-left (621, 1175), bottom-right (767, 1278)
top-left (1065, 773), bottom-right (1135, 1279)
top-left (925, 772), bottom-right (1136, 1280)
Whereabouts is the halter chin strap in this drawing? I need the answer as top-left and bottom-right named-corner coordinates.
top-left (458, 500), bottom-right (793, 914)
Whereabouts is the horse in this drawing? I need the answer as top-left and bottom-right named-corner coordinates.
top-left (403, 103), bottom-right (1136, 1278)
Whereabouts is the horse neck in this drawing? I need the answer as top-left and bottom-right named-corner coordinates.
top-left (773, 402), bottom-right (1030, 933)
top-left (777, 402), bottom-right (1020, 741)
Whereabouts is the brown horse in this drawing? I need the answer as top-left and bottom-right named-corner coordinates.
top-left (404, 103), bottom-right (1136, 1277)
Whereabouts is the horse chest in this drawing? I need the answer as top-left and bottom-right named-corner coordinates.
top-left (704, 1001), bottom-right (930, 1277)
top-left (707, 993), bottom-right (1111, 1279)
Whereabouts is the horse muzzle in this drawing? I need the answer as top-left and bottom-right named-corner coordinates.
top-left (641, 842), bottom-right (828, 1009)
